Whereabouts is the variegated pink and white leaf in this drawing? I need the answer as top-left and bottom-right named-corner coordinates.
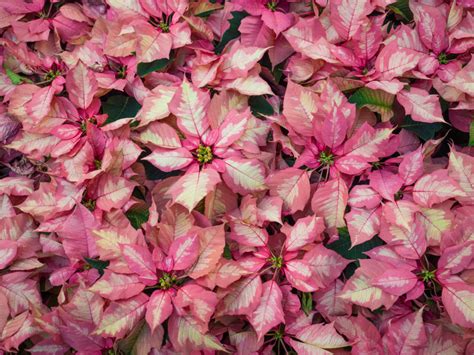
top-left (217, 276), bottom-right (262, 316)
top-left (169, 78), bottom-right (210, 138)
top-left (65, 61), bottom-right (97, 109)
top-left (222, 157), bottom-right (266, 194)
top-left (89, 270), bottom-right (145, 301)
top-left (120, 243), bottom-right (157, 285)
top-left (283, 215), bottom-right (325, 252)
top-left (311, 177), bottom-right (348, 234)
top-left (266, 168), bottom-right (310, 214)
top-left (168, 234), bottom-right (199, 271)
top-left (330, 0), bottom-right (373, 40)
top-left (448, 147), bottom-right (474, 205)
top-left (143, 148), bottom-right (193, 172)
top-left (441, 282), bottom-right (474, 328)
top-left (345, 207), bottom-right (381, 247)
top-left (290, 323), bottom-right (350, 355)
top-left (188, 225), bottom-right (225, 279)
top-left (145, 290), bottom-right (173, 332)
top-left (248, 281), bottom-right (285, 341)
top-left (168, 167), bottom-right (221, 212)
top-left (371, 269), bottom-right (418, 296)
top-left (413, 170), bottom-right (465, 208)
top-left (94, 294), bottom-right (149, 339)
top-left (397, 88), bottom-right (445, 124)
top-left (96, 175), bottom-right (136, 212)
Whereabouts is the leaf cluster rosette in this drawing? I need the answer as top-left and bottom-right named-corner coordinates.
top-left (0, 0), bottom-right (473, 353)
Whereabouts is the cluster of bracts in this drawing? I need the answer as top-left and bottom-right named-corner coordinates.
top-left (0, 0), bottom-right (473, 354)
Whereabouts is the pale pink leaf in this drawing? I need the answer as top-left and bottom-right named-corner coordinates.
top-left (94, 294), bottom-right (149, 339)
top-left (441, 282), bottom-right (474, 328)
top-left (214, 109), bottom-right (250, 148)
top-left (169, 78), bottom-right (210, 137)
top-left (303, 244), bottom-right (351, 287)
top-left (145, 290), bottom-right (173, 332)
top-left (168, 234), bottom-right (199, 271)
top-left (218, 276), bottom-right (262, 316)
top-left (375, 42), bottom-right (423, 80)
top-left (371, 269), bottom-right (418, 296)
top-left (369, 170), bottom-right (404, 202)
top-left (89, 270), bottom-right (145, 301)
top-left (282, 81), bottom-right (318, 137)
top-left (330, 0), bottom-right (373, 40)
top-left (136, 121), bottom-right (182, 148)
top-left (399, 147), bottom-right (424, 185)
top-left (229, 222), bottom-right (268, 247)
top-left (346, 207), bottom-right (381, 247)
top-left (188, 225), bottom-right (225, 279)
top-left (96, 175), bottom-right (135, 212)
top-left (413, 170), bottom-right (465, 208)
top-left (168, 167), bottom-right (221, 212)
top-left (121, 243), bottom-right (157, 284)
top-left (222, 157), bottom-right (266, 194)
top-left (311, 177), bottom-right (348, 234)
top-left (65, 61), bottom-right (97, 109)
top-left (290, 323), bottom-right (350, 354)
top-left (448, 147), bottom-right (474, 205)
top-left (248, 281), bottom-right (285, 341)
top-left (284, 17), bottom-right (339, 63)
top-left (266, 168), bottom-right (310, 214)
top-left (143, 148), bottom-right (193, 172)
top-left (0, 240), bottom-right (17, 269)
top-left (397, 88), bottom-right (445, 123)
top-left (348, 185), bottom-right (382, 209)
top-left (284, 215), bottom-right (325, 252)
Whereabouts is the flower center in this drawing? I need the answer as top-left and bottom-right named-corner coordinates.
top-left (196, 144), bottom-right (213, 164)
top-left (438, 52), bottom-right (448, 65)
top-left (266, 1), bottom-right (277, 11)
top-left (43, 69), bottom-right (61, 82)
top-left (116, 65), bottom-right (127, 79)
top-left (419, 269), bottom-right (436, 282)
top-left (268, 255), bottom-right (283, 269)
top-left (159, 21), bottom-right (170, 32)
top-left (159, 273), bottom-right (177, 290)
top-left (319, 151), bottom-right (334, 166)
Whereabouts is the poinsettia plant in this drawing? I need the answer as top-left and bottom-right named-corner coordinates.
top-left (0, 0), bottom-right (473, 353)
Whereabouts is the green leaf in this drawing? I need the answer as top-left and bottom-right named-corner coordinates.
top-left (387, 0), bottom-right (413, 22)
top-left (142, 159), bottom-right (181, 181)
top-left (301, 292), bottom-right (313, 316)
top-left (401, 116), bottom-right (444, 141)
top-left (326, 227), bottom-right (384, 279)
top-left (102, 95), bottom-right (142, 124)
top-left (326, 227), bottom-right (384, 261)
top-left (223, 244), bottom-right (232, 260)
top-left (126, 206), bottom-right (150, 229)
top-left (214, 11), bottom-right (248, 54)
top-left (137, 58), bottom-right (171, 77)
top-left (349, 88), bottom-right (394, 121)
top-left (84, 257), bottom-right (110, 276)
top-left (470, 121), bottom-right (474, 147)
top-left (249, 96), bottom-right (274, 117)
top-left (5, 68), bottom-right (32, 85)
